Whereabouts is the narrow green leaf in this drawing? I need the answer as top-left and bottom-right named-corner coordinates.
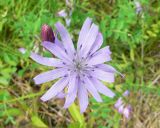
top-left (31, 115), bottom-right (48, 128)
top-left (68, 103), bottom-right (85, 128)
top-left (130, 48), bottom-right (134, 61)
top-left (2, 108), bottom-right (22, 117)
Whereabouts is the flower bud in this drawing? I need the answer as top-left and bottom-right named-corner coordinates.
top-left (118, 104), bottom-right (124, 114)
top-left (114, 98), bottom-right (123, 109)
top-left (123, 105), bottom-right (132, 119)
top-left (135, 1), bottom-right (142, 14)
top-left (123, 90), bottom-right (130, 97)
top-left (41, 24), bottom-right (55, 43)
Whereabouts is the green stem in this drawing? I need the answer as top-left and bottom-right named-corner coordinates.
top-left (68, 103), bottom-right (86, 128)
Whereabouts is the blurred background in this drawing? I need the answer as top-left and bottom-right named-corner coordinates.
top-left (0, 0), bottom-right (160, 128)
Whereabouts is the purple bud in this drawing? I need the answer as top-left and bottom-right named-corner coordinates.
top-left (41, 24), bottom-right (55, 43)
top-left (135, 1), bottom-right (142, 14)
top-left (123, 90), bottom-right (130, 97)
top-left (123, 105), bottom-right (132, 119)
top-left (118, 104), bottom-right (124, 114)
top-left (65, 18), bottom-right (71, 26)
top-left (18, 48), bottom-right (26, 54)
top-left (57, 9), bottom-right (67, 18)
top-left (114, 98), bottom-right (123, 109)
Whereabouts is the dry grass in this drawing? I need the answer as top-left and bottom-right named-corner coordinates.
top-left (121, 91), bottom-right (160, 128)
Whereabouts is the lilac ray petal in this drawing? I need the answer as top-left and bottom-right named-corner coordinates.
top-left (33, 68), bottom-right (67, 85)
top-left (42, 41), bottom-right (71, 63)
top-left (87, 46), bottom-right (111, 66)
top-left (96, 64), bottom-right (116, 73)
top-left (30, 52), bottom-right (64, 67)
top-left (91, 77), bottom-right (115, 98)
top-left (55, 37), bottom-right (65, 50)
top-left (84, 77), bottom-right (102, 102)
top-left (80, 23), bottom-right (99, 58)
top-left (55, 22), bottom-right (75, 57)
top-left (78, 82), bottom-right (88, 113)
top-left (89, 32), bottom-right (103, 55)
top-left (67, 74), bottom-right (77, 94)
top-left (90, 68), bottom-right (114, 83)
top-left (77, 18), bottom-right (92, 50)
top-left (63, 75), bottom-right (78, 108)
top-left (97, 64), bottom-right (124, 77)
top-left (40, 77), bottom-right (69, 102)
top-left (56, 91), bottom-right (66, 99)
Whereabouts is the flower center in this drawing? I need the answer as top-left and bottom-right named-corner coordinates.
top-left (76, 62), bottom-right (82, 70)
top-left (70, 52), bottom-right (88, 75)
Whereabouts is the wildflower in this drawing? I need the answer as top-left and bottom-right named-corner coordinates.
top-left (135, 1), bottom-right (142, 14)
top-left (114, 90), bottom-right (132, 119)
top-left (57, 0), bottom-right (73, 26)
top-left (114, 97), bottom-right (123, 109)
top-left (57, 9), bottom-right (72, 26)
top-left (114, 90), bottom-right (129, 109)
top-left (30, 18), bottom-right (116, 113)
top-left (123, 105), bottom-right (132, 119)
top-left (57, 9), bottom-right (68, 18)
top-left (65, 0), bottom-right (73, 7)
top-left (18, 48), bottom-right (26, 54)
top-left (65, 18), bottom-right (71, 27)
top-left (123, 90), bottom-right (130, 97)
top-left (118, 104), bottom-right (124, 114)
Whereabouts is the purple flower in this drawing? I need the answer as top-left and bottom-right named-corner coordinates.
top-left (123, 90), bottom-right (130, 97)
top-left (114, 97), bottom-right (123, 109)
top-left (123, 105), bottom-right (132, 119)
top-left (57, 9), bottom-right (72, 27)
top-left (114, 90), bottom-right (132, 119)
top-left (57, 0), bottom-right (73, 27)
top-left (57, 9), bottom-right (68, 18)
top-left (65, 18), bottom-right (71, 27)
top-left (19, 48), bottom-right (26, 54)
top-left (65, 0), bottom-right (73, 7)
top-left (30, 18), bottom-right (116, 113)
top-left (135, 1), bottom-right (142, 14)
top-left (118, 104), bottom-right (124, 114)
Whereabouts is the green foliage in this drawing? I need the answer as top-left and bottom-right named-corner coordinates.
top-left (90, 96), bottom-right (121, 128)
top-left (68, 103), bottom-right (86, 128)
top-left (0, 90), bottom-right (17, 125)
